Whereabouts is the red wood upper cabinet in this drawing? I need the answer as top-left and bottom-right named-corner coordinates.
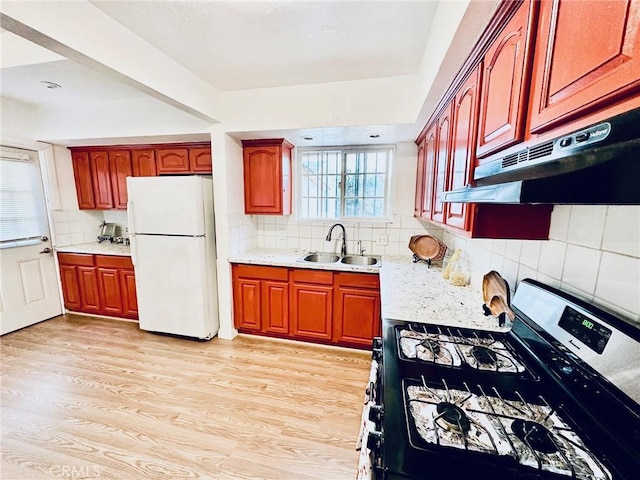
top-left (446, 67), bottom-right (481, 230)
top-left (431, 104), bottom-right (453, 225)
top-left (242, 139), bottom-right (294, 215)
top-left (414, 138), bottom-right (426, 218)
top-left (90, 151), bottom-right (114, 209)
top-left (109, 150), bottom-right (132, 209)
top-left (156, 148), bottom-right (190, 174)
top-left (529, 0), bottom-right (640, 133)
top-left (477, 0), bottom-right (533, 158)
top-left (132, 149), bottom-right (157, 177)
top-left (71, 151), bottom-right (95, 209)
top-left (421, 123), bottom-right (438, 221)
top-left (189, 147), bottom-right (212, 173)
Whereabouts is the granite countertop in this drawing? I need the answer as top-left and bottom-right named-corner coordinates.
top-left (230, 249), bottom-right (509, 333)
top-left (228, 248), bottom-right (382, 274)
top-left (379, 256), bottom-right (508, 333)
top-left (56, 242), bottom-right (131, 256)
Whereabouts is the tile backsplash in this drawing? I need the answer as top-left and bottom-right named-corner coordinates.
top-left (51, 209), bottom-right (105, 246)
top-left (52, 209), bottom-right (129, 247)
top-left (242, 205), bottom-right (639, 324)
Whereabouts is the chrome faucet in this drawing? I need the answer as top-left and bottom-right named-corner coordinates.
top-left (326, 223), bottom-right (347, 256)
top-left (357, 240), bottom-right (366, 256)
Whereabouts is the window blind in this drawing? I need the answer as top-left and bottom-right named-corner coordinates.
top-left (0, 153), bottom-right (48, 245)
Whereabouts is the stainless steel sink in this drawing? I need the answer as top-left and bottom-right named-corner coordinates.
top-left (302, 253), bottom-right (340, 263)
top-left (340, 255), bottom-right (380, 266)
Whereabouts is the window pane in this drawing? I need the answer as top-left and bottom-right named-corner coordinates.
top-left (299, 147), bottom-right (392, 221)
top-left (0, 156), bottom-right (47, 244)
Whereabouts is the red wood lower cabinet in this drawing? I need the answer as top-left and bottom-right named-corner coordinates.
top-left (58, 253), bottom-right (137, 319)
top-left (97, 267), bottom-right (124, 317)
top-left (234, 278), bottom-right (262, 332)
top-left (59, 264), bottom-right (82, 311)
top-left (119, 269), bottom-right (139, 320)
top-left (291, 284), bottom-right (333, 342)
top-left (232, 264), bottom-right (380, 349)
top-left (77, 266), bottom-right (101, 313)
top-left (232, 264), bottom-right (289, 335)
top-left (333, 273), bottom-right (381, 348)
top-left (263, 281), bottom-right (289, 335)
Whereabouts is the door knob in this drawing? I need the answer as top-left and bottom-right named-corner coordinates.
top-left (41, 236), bottom-right (49, 242)
top-left (39, 247), bottom-right (52, 254)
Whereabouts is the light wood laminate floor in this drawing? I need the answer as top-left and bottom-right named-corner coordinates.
top-left (1, 314), bottom-right (371, 480)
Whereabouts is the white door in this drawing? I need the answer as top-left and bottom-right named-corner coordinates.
top-left (0, 147), bottom-right (62, 335)
top-left (127, 176), bottom-right (207, 236)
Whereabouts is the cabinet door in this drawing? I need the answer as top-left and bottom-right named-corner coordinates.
top-left (431, 105), bottom-right (453, 224)
top-left (414, 138), bottom-right (426, 218)
top-left (109, 150), bottom-right (132, 209)
top-left (477, 0), bottom-right (531, 158)
top-left (119, 269), bottom-right (138, 320)
top-left (529, 0), bottom-right (640, 133)
top-left (421, 123), bottom-right (438, 220)
top-left (262, 281), bottom-right (289, 335)
top-left (291, 283), bottom-right (333, 342)
top-left (243, 146), bottom-right (283, 214)
top-left (89, 151), bottom-right (114, 209)
top-left (334, 287), bottom-right (380, 348)
top-left (446, 67), bottom-right (481, 230)
top-left (156, 148), bottom-right (190, 174)
top-left (71, 151), bottom-right (95, 209)
top-left (97, 267), bottom-right (124, 317)
top-left (189, 147), bottom-right (212, 173)
top-left (77, 266), bottom-right (101, 313)
top-left (132, 150), bottom-right (157, 177)
top-left (233, 277), bottom-right (262, 332)
top-left (59, 265), bottom-right (82, 311)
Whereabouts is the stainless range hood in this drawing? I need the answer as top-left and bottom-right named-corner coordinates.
top-left (443, 108), bottom-right (640, 204)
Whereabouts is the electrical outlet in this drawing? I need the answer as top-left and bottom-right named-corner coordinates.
top-left (277, 229), bottom-right (286, 241)
top-left (375, 233), bottom-right (388, 246)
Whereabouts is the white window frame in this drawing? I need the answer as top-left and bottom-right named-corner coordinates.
top-left (295, 145), bottom-right (395, 223)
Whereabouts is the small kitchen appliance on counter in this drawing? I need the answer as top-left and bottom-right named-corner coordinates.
top-left (97, 222), bottom-right (116, 243)
top-left (359, 278), bottom-right (640, 480)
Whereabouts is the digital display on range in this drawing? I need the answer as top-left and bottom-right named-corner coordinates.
top-left (558, 306), bottom-right (611, 354)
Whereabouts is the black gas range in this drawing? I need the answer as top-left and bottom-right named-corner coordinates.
top-left (357, 279), bottom-right (640, 480)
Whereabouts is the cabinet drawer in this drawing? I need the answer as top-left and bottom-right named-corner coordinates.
top-left (335, 272), bottom-right (380, 289)
top-left (233, 264), bottom-right (289, 281)
top-left (291, 268), bottom-right (333, 285)
top-left (57, 253), bottom-right (95, 266)
top-left (96, 255), bottom-right (134, 269)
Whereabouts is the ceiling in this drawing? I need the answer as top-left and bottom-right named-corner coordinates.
top-left (0, 1), bottom-right (491, 146)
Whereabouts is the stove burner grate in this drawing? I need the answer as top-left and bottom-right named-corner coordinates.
top-left (403, 378), bottom-right (612, 480)
top-left (436, 401), bottom-right (471, 434)
top-left (511, 420), bottom-right (558, 454)
top-left (470, 346), bottom-right (498, 366)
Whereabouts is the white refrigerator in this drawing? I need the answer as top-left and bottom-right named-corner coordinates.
top-left (127, 176), bottom-right (219, 340)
